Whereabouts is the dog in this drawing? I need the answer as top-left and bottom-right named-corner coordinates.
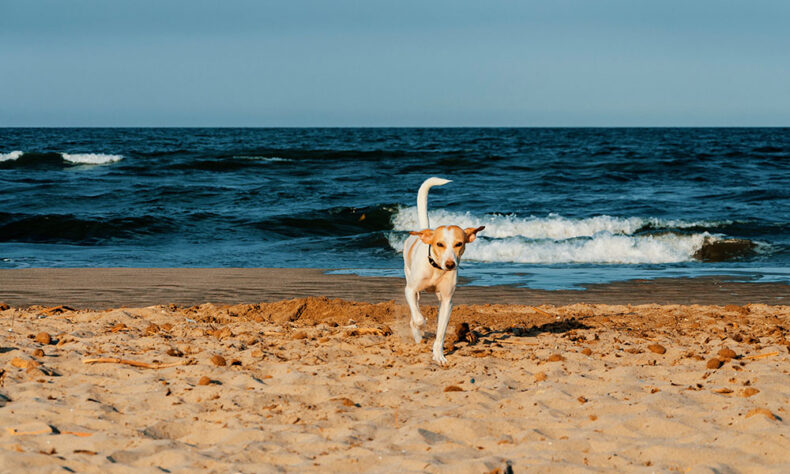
top-left (402, 177), bottom-right (485, 365)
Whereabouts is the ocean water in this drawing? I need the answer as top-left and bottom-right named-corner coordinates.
top-left (1, 128), bottom-right (788, 290)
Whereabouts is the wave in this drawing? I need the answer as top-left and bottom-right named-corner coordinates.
top-left (0, 150), bottom-right (23, 162)
top-left (389, 231), bottom-right (759, 264)
top-left (0, 151), bottom-right (123, 167)
top-left (251, 204), bottom-right (398, 237)
top-left (391, 206), bottom-right (727, 239)
top-left (0, 212), bottom-right (171, 244)
top-left (61, 153), bottom-right (123, 165)
top-left (388, 207), bottom-right (760, 264)
top-left (232, 155), bottom-right (293, 162)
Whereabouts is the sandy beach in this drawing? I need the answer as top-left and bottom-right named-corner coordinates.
top-left (1, 270), bottom-right (789, 472)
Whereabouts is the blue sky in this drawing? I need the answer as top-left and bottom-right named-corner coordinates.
top-left (1, 0), bottom-right (788, 126)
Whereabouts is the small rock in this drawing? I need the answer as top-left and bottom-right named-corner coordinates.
top-left (229, 359), bottom-right (242, 366)
top-left (745, 408), bottom-right (777, 420)
top-left (292, 331), bottom-right (308, 340)
top-left (740, 387), bottom-right (760, 397)
top-left (581, 347), bottom-right (592, 356)
top-left (197, 376), bottom-right (212, 386)
top-left (444, 385), bottom-right (464, 392)
top-left (34, 332), bottom-right (52, 345)
top-left (577, 396), bottom-right (587, 404)
top-left (10, 357), bottom-right (39, 369)
top-left (534, 372), bottom-right (547, 382)
top-left (718, 347), bottom-right (737, 360)
top-left (166, 347), bottom-right (183, 357)
top-left (647, 344), bottom-right (666, 355)
top-left (32, 349), bottom-right (45, 358)
top-left (547, 354), bottom-right (565, 362)
top-left (713, 387), bottom-right (733, 394)
top-left (332, 397), bottom-right (358, 407)
top-left (210, 355), bottom-right (227, 367)
top-left (0, 302), bottom-right (10, 311)
top-left (706, 358), bottom-right (723, 370)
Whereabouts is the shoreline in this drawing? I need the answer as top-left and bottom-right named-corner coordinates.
top-left (0, 267), bottom-right (787, 309)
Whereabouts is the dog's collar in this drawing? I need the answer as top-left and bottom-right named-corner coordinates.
top-left (427, 246), bottom-right (443, 270)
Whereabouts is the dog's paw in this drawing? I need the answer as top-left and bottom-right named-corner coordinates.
top-left (410, 320), bottom-right (424, 343)
top-left (432, 351), bottom-right (448, 366)
top-left (412, 314), bottom-right (426, 327)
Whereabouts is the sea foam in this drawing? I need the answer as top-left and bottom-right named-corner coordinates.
top-left (391, 206), bottom-right (724, 239)
top-left (0, 150), bottom-right (24, 162)
top-left (388, 207), bottom-right (722, 264)
top-left (61, 153), bottom-right (124, 165)
top-left (0, 151), bottom-right (123, 165)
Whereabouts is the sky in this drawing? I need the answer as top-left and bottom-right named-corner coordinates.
top-left (1, 0), bottom-right (789, 127)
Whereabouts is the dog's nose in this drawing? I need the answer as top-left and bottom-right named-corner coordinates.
top-left (445, 261), bottom-right (456, 270)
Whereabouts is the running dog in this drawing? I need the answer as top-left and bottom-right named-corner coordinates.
top-left (402, 177), bottom-right (485, 365)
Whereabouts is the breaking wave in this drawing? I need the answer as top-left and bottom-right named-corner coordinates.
top-left (388, 207), bottom-right (757, 264)
top-left (0, 151), bottom-right (123, 167)
top-left (61, 153), bottom-right (124, 165)
top-left (0, 150), bottom-right (23, 162)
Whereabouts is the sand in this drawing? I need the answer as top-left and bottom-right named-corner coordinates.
top-left (0, 268), bottom-right (787, 307)
top-left (1, 294), bottom-right (790, 472)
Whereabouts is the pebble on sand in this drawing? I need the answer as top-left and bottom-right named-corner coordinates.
top-left (547, 354), bottom-right (565, 362)
top-left (706, 358), bottom-right (723, 370)
top-left (718, 347), bottom-right (737, 360)
top-left (197, 376), bottom-right (212, 386)
top-left (581, 348), bottom-right (592, 356)
top-left (211, 355), bottom-right (227, 366)
top-left (10, 357), bottom-right (39, 369)
top-left (740, 387), bottom-right (760, 397)
top-left (647, 344), bottom-right (666, 354)
top-left (34, 332), bottom-right (52, 345)
top-left (444, 385), bottom-right (464, 392)
top-left (534, 372), bottom-right (547, 382)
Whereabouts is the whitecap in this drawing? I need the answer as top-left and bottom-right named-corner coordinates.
top-left (388, 231), bottom-right (713, 264)
top-left (0, 150), bottom-right (23, 162)
top-left (232, 155), bottom-right (292, 162)
top-left (391, 206), bottom-right (726, 239)
top-left (61, 153), bottom-right (124, 165)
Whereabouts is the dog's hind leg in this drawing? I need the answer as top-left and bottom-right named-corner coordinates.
top-left (405, 286), bottom-right (425, 343)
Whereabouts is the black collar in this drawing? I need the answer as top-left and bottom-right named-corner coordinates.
top-left (428, 246), bottom-right (443, 270)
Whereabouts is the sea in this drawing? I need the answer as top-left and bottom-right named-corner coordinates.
top-left (1, 128), bottom-right (788, 290)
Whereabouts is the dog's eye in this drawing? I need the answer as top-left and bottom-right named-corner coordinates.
top-left (454, 242), bottom-right (462, 248)
top-left (436, 243), bottom-right (444, 248)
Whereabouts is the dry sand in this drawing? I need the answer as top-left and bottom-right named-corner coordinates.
top-left (1, 296), bottom-right (790, 472)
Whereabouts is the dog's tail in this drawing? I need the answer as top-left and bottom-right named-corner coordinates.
top-left (417, 177), bottom-right (451, 229)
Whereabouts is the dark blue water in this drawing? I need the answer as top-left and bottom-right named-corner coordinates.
top-left (1, 128), bottom-right (788, 289)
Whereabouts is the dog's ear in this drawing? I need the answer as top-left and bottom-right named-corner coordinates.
top-left (464, 226), bottom-right (485, 243)
top-left (409, 229), bottom-right (434, 244)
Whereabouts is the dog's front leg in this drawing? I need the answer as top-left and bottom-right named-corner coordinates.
top-left (432, 294), bottom-right (453, 366)
top-left (405, 286), bottom-right (425, 343)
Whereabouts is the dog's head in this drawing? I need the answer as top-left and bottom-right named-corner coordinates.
top-left (410, 225), bottom-right (485, 270)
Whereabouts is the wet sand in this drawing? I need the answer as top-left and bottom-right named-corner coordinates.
top-left (1, 297), bottom-right (789, 472)
top-left (0, 268), bottom-right (787, 308)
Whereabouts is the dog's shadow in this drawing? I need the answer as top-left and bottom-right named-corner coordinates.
top-left (445, 318), bottom-right (592, 355)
